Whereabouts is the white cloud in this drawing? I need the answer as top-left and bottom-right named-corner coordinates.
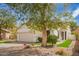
top-left (72, 8), bottom-right (79, 18)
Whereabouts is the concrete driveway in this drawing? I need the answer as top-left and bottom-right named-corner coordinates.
top-left (0, 43), bottom-right (24, 49)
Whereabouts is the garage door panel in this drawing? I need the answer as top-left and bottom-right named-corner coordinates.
top-left (18, 32), bottom-right (36, 42)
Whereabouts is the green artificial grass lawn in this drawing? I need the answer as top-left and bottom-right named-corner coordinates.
top-left (57, 39), bottom-right (72, 48)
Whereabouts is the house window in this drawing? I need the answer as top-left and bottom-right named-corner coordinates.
top-left (65, 31), bottom-right (66, 40)
top-left (61, 32), bottom-right (64, 40)
top-left (61, 31), bottom-right (67, 40)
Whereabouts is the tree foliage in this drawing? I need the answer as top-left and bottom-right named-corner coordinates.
top-left (0, 9), bottom-right (16, 29)
top-left (8, 3), bottom-right (74, 31)
top-left (8, 3), bottom-right (75, 46)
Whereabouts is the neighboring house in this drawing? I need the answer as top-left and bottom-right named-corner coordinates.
top-left (17, 25), bottom-right (76, 42)
top-left (0, 29), bottom-right (10, 39)
top-left (74, 27), bottom-right (79, 40)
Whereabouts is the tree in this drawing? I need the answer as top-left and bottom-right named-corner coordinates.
top-left (0, 9), bottom-right (16, 39)
top-left (8, 4), bottom-right (56, 47)
top-left (8, 3), bottom-right (74, 47)
top-left (70, 21), bottom-right (78, 31)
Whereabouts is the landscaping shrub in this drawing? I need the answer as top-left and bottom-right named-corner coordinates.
top-left (37, 35), bottom-right (58, 46)
top-left (47, 35), bottom-right (58, 45)
top-left (23, 44), bottom-right (33, 49)
top-left (37, 37), bottom-right (42, 42)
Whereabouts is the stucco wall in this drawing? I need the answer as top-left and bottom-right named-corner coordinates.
top-left (17, 25), bottom-right (75, 42)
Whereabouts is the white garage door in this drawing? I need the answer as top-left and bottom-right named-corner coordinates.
top-left (17, 32), bottom-right (36, 42)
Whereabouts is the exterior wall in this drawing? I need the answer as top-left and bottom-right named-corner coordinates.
top-left (66, 27), bottom-right (71, 39)
top-left (65, 27), bottom-right (76, 40)
top-left (58, 30), bottom-right (62, 41)
top-left (17, 25), bottom-right (76, 42)
top-left (68, 35), bottom-right (76, 40)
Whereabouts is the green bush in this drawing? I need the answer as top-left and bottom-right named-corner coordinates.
top-left (37, 37), bottom-right (42, 42)
top-left (47, 35), bottom-right (58, 45)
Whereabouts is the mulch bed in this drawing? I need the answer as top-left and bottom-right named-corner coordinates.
top-left (0, 41), bottom-right (76, 56)
top-left (0, 47), bottom-right (73, 56)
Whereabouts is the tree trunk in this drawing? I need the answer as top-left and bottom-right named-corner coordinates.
top-left (0, 26), bottom-right (2, 39)
top-left (41, 29), bottom-right (47, 47)
top-left (0, 30), bottom-right (2, 39)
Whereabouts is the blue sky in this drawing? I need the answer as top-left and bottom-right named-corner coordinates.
top-left (0, 3), bottom-right (79, 25)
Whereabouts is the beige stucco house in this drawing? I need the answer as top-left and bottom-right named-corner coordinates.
top-left (17, 25), bottom-right (76, 42)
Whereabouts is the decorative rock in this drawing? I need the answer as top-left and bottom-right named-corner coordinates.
top-left (23, 44), bottom-right (33, 49)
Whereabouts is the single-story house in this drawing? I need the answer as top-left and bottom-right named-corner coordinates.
top-left (17, 25), bottom-right (76, 42)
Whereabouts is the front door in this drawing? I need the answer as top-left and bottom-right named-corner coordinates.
top-left (61, 32), bottom-right (64, 40)
top-left (61, 31), bottom-right (67, 40)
